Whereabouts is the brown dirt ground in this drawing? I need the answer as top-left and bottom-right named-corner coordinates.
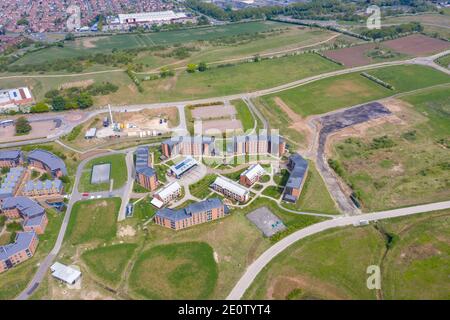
top-left (382, 34), bottom-right (450, 56)
top-left (266, 275), bottom-right (349, 300)
top-left (113, 107), bottom-right (179, 128)
top-left (81, 37), bottom-right (98, 49)
top-left (191, 105), bottom-right (236, 119)
top-left (323, 43), bottom-right (378, 67)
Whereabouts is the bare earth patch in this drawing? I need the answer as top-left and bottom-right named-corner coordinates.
top-left (382, 34), bottom-right (450, 56)
top-left (267, 275), bottom-right (349, 300)
top-left (60, 79), bottom-right (94, 90)
top-left (323, 43), bottom-right (378, 67)
top-left (117, 225), bottom-right (137, 238)
top-left (191, 105), bottom-right (236, 119)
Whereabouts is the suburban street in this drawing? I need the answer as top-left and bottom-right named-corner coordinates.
top-left (226, 200), bottom-right (450, 300)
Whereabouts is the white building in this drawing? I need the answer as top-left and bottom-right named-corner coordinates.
top-left (151, 181), bottom-right (182, 207)
top-left (118, 11), bottom-right (189, 26)
top-left (240, 164), bottom-right (266, 187)
top-left (211, 176), bottom-right (250, 203)
top-left (0, 87), bottom-right (33, 113)
top-left (50, 262), bottom-right (82, 285)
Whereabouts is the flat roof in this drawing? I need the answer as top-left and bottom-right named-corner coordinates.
top-left (50, 262), bottom-right (81, 284)
top-left (91, 163), bottom-right (111, 184)
top-left (170, 157), bottom-right (197, 176)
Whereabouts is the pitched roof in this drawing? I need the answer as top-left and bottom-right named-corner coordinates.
top-left (0, 149), bottom-right (22, 160)
top-left (0, 231), bottom-right (37, 261)
top-left (241, 164), bottom-right (266, 180)
top-left (156, 198), bottom-right (224, 222)
top-left (135, 147), bottom-right (156, 177)
top-left (28, 149), bottom-right (67, 175)
top-left (212, 176), bottom-right (249, 197)
top-left (1, 196), bottom-right (45, 218)
top-left (285, 153), bottom-right (308, 189)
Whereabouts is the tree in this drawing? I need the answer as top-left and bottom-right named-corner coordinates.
top-left (186, 63), bottom-right (197, 73)
top-left (30, 102), bottom-right (50, 113)
top-left (198, 62), bottom-right (207, 72)
top-left (159, 67), bottom-right (174, 78)
top-left (15, 116), bottom-right (31, 135)
top-left (77, 92), bottom-right (93, 109)
top-left (51, 95), bottom-right (66, 111)
top-left (197, 15), bottom-right (210, 25)
top-left (65, 32), bottom-right (75, 41)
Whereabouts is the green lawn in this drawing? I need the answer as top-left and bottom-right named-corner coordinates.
top-left (244, 210), bottom-right (450, 300)
top-left (132, 197), bottom-right (157, 221)
top-left (65, 198), bottom-right (121, 245)
top-left (78, 154), bottom-right (127, 192)
top-left (260, 64), bottom-right (450, 118)
top-left (129, 242), bottom-right (218, 299)
top-left (436, 54), bottom-right (450, 69)
top-left (81, 243), bottom-right (137, 286)
top-left (262, 185), bottom-right (284, 199)
top-left (189, 174), bottom-right (217, 199)
top-left (232, 99), bottom-right (256, 132)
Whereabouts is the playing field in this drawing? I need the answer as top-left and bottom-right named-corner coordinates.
top-left (65, 198), bottom-right (121, 245)
top-left (129, 242), bottom-right (218, 299)
top-left (244, 210), bottom-right (450, 300)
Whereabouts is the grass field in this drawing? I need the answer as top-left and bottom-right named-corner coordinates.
top-left (436, 54), bottom-right (450, 68)
top-left (331, 85), bottom-right (450, 211)
top-left (81, 243), bottom-right (137, 286)
top-left (244, 210), bottom-right (450, 300)
top-left (189, 174), bottom-right (217, 199)
top-left (232, 99), bottom-right (256, 132)
top-left (0, 209), bottom-right (63, 300)
top-left (79, 154), bottom-right (127, 192)
top-left (129, 242), bottom-right (218, 299)
top-left (65, 198), bottom-right (121, 245)
top-left (260, 65), bottom-right (450, 118)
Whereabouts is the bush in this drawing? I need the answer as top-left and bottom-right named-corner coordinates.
top-left (30, 102), bottom-right (50, 113)
top-left (15, 116), bottom-right (31, 135)
top-left (370, 135), bottom-right (395, 150)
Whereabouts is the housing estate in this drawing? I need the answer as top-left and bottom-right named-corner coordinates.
top-left (282, 153), bottom-right (309, 203)
top-left (135, 147), bottom-right (159, 191)
top-left (1, 196), bottom-right (48, 234)
top-left (0, 231), bottom-right (38, 273)
top-left (22, 179), bottom-right (64, 197)
top-left (161, 136), bottom-right (215, 158)
top-left (154, 198), bottom-right (228, 230)
top-left (0, 167), bottom-right (26, 200)
top-left (211, 176), bottom-right (250, 203)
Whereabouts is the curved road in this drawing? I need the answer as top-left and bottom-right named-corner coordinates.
top-left (227, 200), bottom-right (450, 300)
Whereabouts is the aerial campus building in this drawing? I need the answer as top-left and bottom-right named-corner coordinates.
top-left (154, 198), bottom-right (228, 230)
top-left (169, 157), bottom-right (198, 178)
top-left (0, 150), bottom-right (23, 168)
top-left (151, 181), bottom-right (182, 208)
top-left (161, 136), bottom-right (215, 158)
top-left (1, 196), bottom-right (48, 234)
top-left (0, 231), bottom-right (39, 273)
top-left (22, 179), bottom-right (64, 197)
top-left (283, 153), bottom-right (309, 203)
top-left (161, 134), bottom-right (286, 158)
top-left (0, 167), bottom-right (26, 200)
top-left (211, 176), bottom-right (250, 203)
top-left (135, 147), bottom-right (159, 191)
top-left (27, 150), bottom-right (67, 178)
top-left (240, 164), bottom-right (266, 187)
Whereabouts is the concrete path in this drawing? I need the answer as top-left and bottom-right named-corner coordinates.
top-left (226, 200), bottom-right (450, 300)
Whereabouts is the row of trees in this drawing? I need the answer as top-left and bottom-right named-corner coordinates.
top-left (360, 22), bottom-right (423, 40)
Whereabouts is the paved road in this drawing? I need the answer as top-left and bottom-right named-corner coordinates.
top-left (118, 151), bottom-right (135, 221)
top-left (226, 200), bottom-right (450, 300)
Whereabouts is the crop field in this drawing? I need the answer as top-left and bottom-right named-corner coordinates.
top-left (81, 243), bottom-right (137, 286)
top-left (65, 198), bottom-right (121, 245)
top-left (260, 64), bottom-right (450, 118)
top-left (79, 154), bottom-right (127, 192)
top-left (381, 34), bottom-right (450, 56)
top-left (330, 86), bottom-right (450, 211)
top-left (244, 210), bottom-right (450, 300)
top-left (129, 242), bottom-right (218, 299)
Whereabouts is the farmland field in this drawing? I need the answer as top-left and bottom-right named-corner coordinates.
top-left (330, 85), bottom-right (450, 211)
top-left (244, 210), bottom-right (450, 300)
top-left (381, 34), bottom-right (450, 56)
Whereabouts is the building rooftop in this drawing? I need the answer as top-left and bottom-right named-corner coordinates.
top-left (1, 196), bottom-right (45, 218)
top-left (241, 164), bottom-right (266, 181)
top-left (170, 157), bottom-right (197, 177)
top-left (28, 149), bottom-right (67, 175)
top-left (23, 179), bottom-right (63, 193)
top-left (286, 153), bottom-right (309, 189)
top-left (118, 10), bottom-right (187, 24)
top-left (212, 176), bottom-right (249, 197)
top-left (50, 262), bottom-right (81, 284)
top-left (0, 231), bottom-right (36, 261)
top-left (154, 181), bottom-right (181, 200)
top-left (156, 198), bottom-right (224, 222)
top-left (0, 149), bottom-right (22, 160)
top-left (135, 147), bottom-right (156, 177)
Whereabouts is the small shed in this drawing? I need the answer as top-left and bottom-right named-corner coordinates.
top-left (84, 128), bottom-right (97, 139)
top-left (50, 262), bottom-right (82, 285)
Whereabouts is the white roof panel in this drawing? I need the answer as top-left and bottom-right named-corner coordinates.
top-left (212, 176), bottom-right (249, 197)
